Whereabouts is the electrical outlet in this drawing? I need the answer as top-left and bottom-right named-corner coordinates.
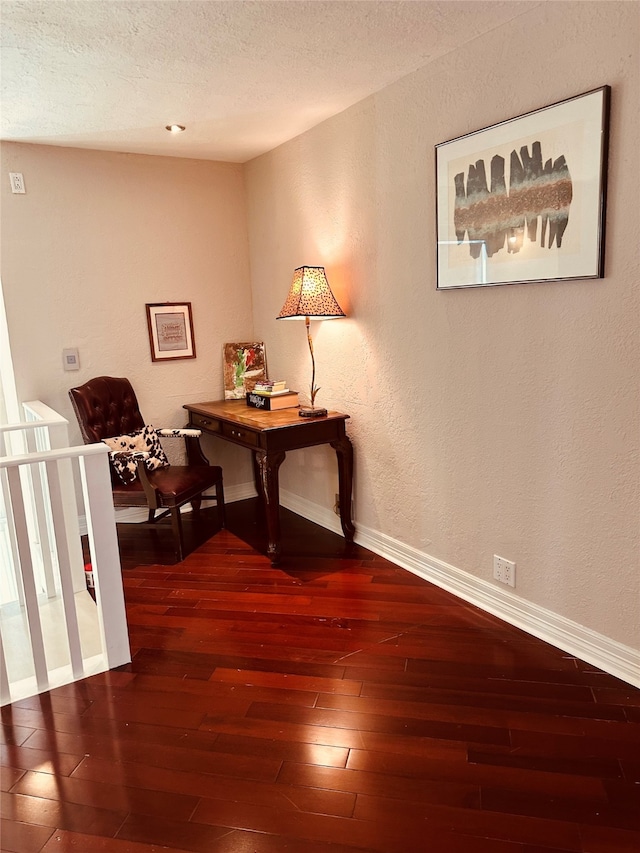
top-left (9, 172), bottom-right (25, 193)
top-left (493, 555), bottom-right (516, 587)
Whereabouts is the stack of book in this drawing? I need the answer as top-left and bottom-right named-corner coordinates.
top-left (253, 380), bottom-right (288, 394)
top-left (247, 380), bottom-right (299, 410)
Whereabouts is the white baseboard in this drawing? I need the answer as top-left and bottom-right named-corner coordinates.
top-left (280, 490), bottom-right (640, 689)
top-left (280, 488), bottom-right (343, 535)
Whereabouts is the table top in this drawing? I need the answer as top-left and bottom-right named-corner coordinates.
top-left (184, 399), bottom-right (349, 432)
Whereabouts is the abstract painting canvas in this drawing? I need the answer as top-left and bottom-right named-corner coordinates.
top-left (223, 342), bottom-right (267, 399)
top-left (435, 86), bottom-right (610, 289)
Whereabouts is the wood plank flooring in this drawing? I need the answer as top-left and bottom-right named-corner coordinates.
top-left (2, 499), bottom-right (639, 852)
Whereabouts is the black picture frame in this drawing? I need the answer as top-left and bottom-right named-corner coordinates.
top-left (146, 302), bottom-right (196, 361)
top-left (435, 86), bottom-right (610, 289)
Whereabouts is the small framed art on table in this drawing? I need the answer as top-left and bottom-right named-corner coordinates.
top-left (223, 342), bottom-right (267, 399)
top-left (435, 86), bottom-right (610, 289)
top-left (146, 302), bottom-right (196, 361)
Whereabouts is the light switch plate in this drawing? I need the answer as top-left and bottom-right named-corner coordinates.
top-left (62, 348), bottom-right (80, 371)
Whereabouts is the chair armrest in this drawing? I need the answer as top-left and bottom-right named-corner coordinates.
top-left (157, 427), bottom-right (210, 466)
top-left (110, 450), bottom-right (150, 460)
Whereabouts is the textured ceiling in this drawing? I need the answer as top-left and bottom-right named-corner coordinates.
top-left (1, 0), bottom-right (535, 163)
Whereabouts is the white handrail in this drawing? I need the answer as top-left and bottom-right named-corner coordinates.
top-left (22, 400), bottom-right (69, 424)
top-left (0, 418), bottom-right (69, 432)
top-left (0, 442), bottom-right (108, 468)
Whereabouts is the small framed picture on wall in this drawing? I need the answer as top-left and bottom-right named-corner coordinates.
top-left (146, 302), bottom-right (196, 361)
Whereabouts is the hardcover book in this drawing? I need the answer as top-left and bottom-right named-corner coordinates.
top-left (251, 388), bottom-right (290, 397)
top-left (254, 380), bottom-right (287, 392)
top-left (246, 391), bottom-right (299, 411)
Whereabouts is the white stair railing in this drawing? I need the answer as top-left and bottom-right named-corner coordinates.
top-left (0, 404), bottom-right (130, 705)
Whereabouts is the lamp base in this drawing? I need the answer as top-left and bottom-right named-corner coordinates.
top-left (298, 407), bottom-right (328, 418)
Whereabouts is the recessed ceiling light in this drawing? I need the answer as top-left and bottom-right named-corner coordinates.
top-left (165, 124), bottom-right (186, 133)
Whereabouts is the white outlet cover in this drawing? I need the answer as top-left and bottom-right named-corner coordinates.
top-left (493, 555), bottom-right (516, 587)
top-left (9, 172), bottom-right (25, 193)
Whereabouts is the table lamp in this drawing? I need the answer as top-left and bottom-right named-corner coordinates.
top-left (277, 266), bottom-right (346, 417)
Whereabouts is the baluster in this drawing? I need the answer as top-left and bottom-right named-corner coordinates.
top-left (0, 439), bottom-right (23, 607)
top-left (48, 422), bottom-right (85, 594)
top-left (45, 458), bottom-right (84, 680)
top-left (6, 465), bottom-right (49, 692)
top-left (25, 430), bottom-right (56, 598)
top-left (0, 632), bottom-right (10, 705)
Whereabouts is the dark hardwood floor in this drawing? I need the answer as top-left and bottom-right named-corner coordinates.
top-left (2, 499), bottom-right (639, 852)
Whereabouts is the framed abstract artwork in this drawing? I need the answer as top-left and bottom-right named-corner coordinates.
top-left (146, 302), bottom-right (196, 361)
top-left (223, 342), bottom-right (267, 399)
top-left (435, 86), bottom-right (610, 289)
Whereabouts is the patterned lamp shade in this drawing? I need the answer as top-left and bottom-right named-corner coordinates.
top-left (277, 266), bottom-right (345, 319)
top-left (276, 266), bottom-right (345, 417)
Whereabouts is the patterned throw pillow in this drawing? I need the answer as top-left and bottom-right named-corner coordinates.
top-left (103, 424), bottom-right (169, 484)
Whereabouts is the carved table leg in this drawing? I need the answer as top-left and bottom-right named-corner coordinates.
top-left (331, 435), bottom-right (355, 542)
top-left (255, 450), bottom-right (286, 565)
top-left (252, 452), bottom-right (264, 514)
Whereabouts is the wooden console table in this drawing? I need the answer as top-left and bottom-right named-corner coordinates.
top-left (183, 399), bottom-right (355, 565)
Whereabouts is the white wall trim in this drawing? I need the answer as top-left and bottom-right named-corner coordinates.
top-left (280, 488), bottom-right (343, 535)
top-left (281, 489), bottom-right (640, 689)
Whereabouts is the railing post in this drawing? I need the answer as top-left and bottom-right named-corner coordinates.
top-left (79, 449), bottom-right (130, 670)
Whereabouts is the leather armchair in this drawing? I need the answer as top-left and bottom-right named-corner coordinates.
top-left (69, 375), bottom-right (225, 562)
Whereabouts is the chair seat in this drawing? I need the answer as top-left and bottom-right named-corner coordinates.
top-left (112, 465), bottom-right (223, 508)
top-left (147, 464), bottom-right (223, 506)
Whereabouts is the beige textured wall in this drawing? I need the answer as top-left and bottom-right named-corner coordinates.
top-left (0, 143), bottom-right (255, 484)
top-left (245, 2), bottom-right (639, 647)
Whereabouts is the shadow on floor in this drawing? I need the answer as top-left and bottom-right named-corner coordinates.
top-left (111, 498), bottom-right (365, 570)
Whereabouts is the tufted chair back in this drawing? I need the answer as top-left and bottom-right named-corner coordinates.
top-left (69, 376), bottom-right (145, 444)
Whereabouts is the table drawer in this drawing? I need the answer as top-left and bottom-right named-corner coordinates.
top-left (221, 422), bottom-right (259, 448)
top-left (189, 412), bottom-right (221, 434)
